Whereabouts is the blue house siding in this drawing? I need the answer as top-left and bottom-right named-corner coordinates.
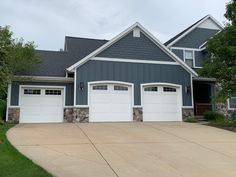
top-left (97, 31), bottom-right (174, 62)
top-left (10, 82), bottom-right (74, 106)
top-left (172, 49), bottom-right (184, 61)
top-left (76, 60), bottom-right (192, 106)
top-left (173, 28), bottom-right (219, 48)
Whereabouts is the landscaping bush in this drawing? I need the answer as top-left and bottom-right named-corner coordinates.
top-left (231, 111), bottom-right (236, 120)
top-left (203, 111), bottom-right (225, 121)
top-left (184, 116), bottom-right (197, 123)
top-left (0, 99), bottom-right (6, 121)
top-left (210, 117), bottom-right (236, 127)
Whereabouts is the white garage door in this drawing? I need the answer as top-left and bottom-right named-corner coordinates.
top-left (89, 83), bottom-right (132, 122)
top-left (20, 87), bottom-right (64, 123)
top-left (142, 85), bottom-right (182, 121)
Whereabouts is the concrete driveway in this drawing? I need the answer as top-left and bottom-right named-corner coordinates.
top-left (7, 122), bottom-right (236, 177)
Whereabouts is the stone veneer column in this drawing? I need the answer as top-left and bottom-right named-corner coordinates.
top-left (182, 108), bottom-right (194, 119)
top-left (7, 108), bottom-right (20, 123)
top-left (133, 107), bottom-right (143, 122)
top-left (64, 108), bottom-right (89, 123)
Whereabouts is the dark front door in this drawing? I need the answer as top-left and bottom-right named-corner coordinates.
top-left (193, 81), bottom-right (214, 116)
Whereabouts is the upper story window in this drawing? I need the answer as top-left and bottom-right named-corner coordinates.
top-left (184, 50), bottom-right (194, 67)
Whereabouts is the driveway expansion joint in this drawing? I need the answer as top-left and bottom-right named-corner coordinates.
top-left (75, 124), bottom-right (120, 177)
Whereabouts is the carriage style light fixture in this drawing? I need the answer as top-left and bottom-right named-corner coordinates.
top-left (185, 86), bottom-right (191, 93)
top-left (79, 82), bottom-right (85, 91)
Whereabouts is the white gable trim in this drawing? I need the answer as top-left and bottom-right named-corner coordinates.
top-left (67, 22), bottom-right (198, 77)
top-left (166, 15), bottom-right (223, 48)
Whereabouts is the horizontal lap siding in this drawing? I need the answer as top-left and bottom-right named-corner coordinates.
top-left (173, 28), bottom-right (219, 48)
top-left (76, 60), bottom-right (192, 106)
top-left (97, 32), bottom-right (174, 62)
top-left (10, 82), bottom-right (74, 106)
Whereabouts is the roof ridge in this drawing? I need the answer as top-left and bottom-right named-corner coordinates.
top-left (65, 36), bottom-right (108, 41)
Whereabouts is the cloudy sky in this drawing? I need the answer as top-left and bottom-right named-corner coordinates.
top-left (0, 0), bottom-right (230, 50)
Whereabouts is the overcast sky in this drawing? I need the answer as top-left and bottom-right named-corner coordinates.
top-left (0, 0), bottom-right (230, 50)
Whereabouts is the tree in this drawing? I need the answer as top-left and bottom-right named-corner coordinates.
top-left (0, 26), bottom-right (40, 99)
top-left (200, 0), bottom-right (236, 101)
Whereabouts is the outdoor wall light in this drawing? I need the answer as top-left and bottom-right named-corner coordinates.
top-left (80, 82), bottom-right (85, 91)
top-left (185, 86), bottom-right (191, 93)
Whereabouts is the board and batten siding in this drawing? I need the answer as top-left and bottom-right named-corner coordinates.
top-left (76, 60), bottom-right (192, 106)
top-left (10, 81), bottom-right (74, 106)
top-left (97, 31), bottom-right (174, 62)
top-left (173, 28), bottom-right (219, 48)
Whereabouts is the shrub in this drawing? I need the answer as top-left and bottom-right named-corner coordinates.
top-left (0, 99), bottom-right (6, 121)
top-left (231, 111), bottom-right (236, 120)
top-left (184, 116), bottom-right (197, 123)
top-left (210, 117), bottom-right (236, 127)
top-left (203, 111), bottom-right (225, 121)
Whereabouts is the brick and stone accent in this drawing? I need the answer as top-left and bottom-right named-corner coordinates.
top-left (133, 107), bottom-right (143, 122)
top-left (64, 108), bottom-right (89, 123)
top-left (8, 108), bottom-right (20, 123)
top-left (182, 108), bottom-right (194, 120)
top-left (215, 102), bottom-right (232, 118)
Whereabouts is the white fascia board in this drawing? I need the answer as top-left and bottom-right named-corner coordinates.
top-left (67, 22), bottom-right (198, 77)
top-left (14, 76), bottom-right (74, 83)
top-left (167, 15), bottom-right (224, 48)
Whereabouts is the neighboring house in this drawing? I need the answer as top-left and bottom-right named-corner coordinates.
top-left (6, 15), bottom-right (233, 123)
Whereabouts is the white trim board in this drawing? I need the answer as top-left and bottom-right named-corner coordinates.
top-left (166, 15), bottom-right (223, 48)
top-left (227, 97), bottom-right (236, 111)
top-left (67, 22), bottom-right (198, 77)
top-left (14, 76), bottom-right (74, 83)
top-left (92, 57), bottom-right (180, 65)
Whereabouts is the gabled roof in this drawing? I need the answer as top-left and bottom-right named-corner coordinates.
top-left (67, 22), bottom-right (198, 77)
top-left (165, 14), bottom-right (224, 47)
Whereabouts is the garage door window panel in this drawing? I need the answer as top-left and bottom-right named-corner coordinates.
top-left (144, 86), bottom-right (158, 92)
top-left (92, 85), bottom-right (108, 90)
top-left (45, 89), bottom-right (61, 95)
top-left (24, 89), bottom-right (41, 95)
top-left (114, 85), bottom-right (128, 91)
top-left (163, 87), bottom-right (177, 92)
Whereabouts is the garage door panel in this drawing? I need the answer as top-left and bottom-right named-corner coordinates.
top-left (143, 85), bottom-right (182, 121)
top-left (89, 83), bottom-right (132, 122)
top-left (20, 87), bottom-right (63, 123)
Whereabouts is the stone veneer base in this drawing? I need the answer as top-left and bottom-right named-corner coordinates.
top-left (7, 108), bottom-right (20, 123)
top-left (182, 108), bottom-right (194, 120)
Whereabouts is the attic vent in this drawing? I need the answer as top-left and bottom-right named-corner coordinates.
top-left (133, 27), bottom-right (140, 37)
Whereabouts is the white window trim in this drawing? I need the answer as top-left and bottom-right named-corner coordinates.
top-left (227, 97), bottom-right (236, 110)
top-left (183, 50), bottom-right (194, 68)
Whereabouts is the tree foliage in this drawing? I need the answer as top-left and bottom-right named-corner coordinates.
top-left (0, 26), bottom-right (40, 99)
top-left (200, 0), bottom-right (236, 101)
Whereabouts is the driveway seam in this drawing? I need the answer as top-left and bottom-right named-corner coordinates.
top-left (75, 124), bottom-right (119, 177)
top-left (145, 124), bottom-right (235, 160)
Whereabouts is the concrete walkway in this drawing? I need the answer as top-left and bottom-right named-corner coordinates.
top-left (7, 122), bottom-right (236, 177)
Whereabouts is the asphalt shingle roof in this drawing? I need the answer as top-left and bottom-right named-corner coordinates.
top-left (18, 37), bottom-right (108, 77)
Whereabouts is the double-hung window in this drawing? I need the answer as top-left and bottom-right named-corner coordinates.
top-left (184, 50), bottom-right (194, 67)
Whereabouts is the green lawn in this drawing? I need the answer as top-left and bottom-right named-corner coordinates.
top-left (0, 124), bottom-right (52, 177)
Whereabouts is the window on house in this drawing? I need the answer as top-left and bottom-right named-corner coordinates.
top-left (185, 50), bottom-right (194, 67)
top-left (144, 86), bottom-right (158, 92)
top-left (228, 97), bottom-right (236, 109)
